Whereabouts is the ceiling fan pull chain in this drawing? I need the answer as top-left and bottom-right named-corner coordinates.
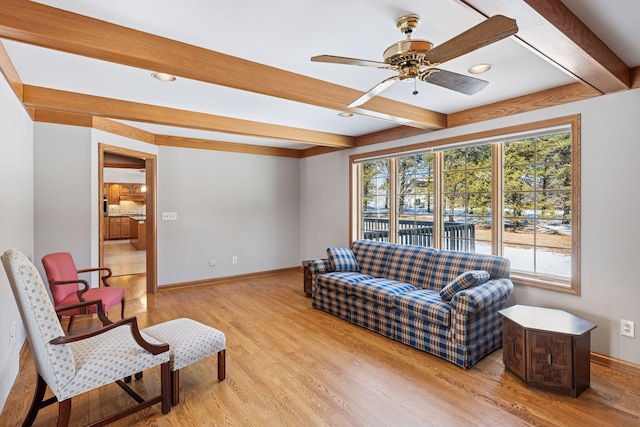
top-left (413, 79), bottom-right (418, 96)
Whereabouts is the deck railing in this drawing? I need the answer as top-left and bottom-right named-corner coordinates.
top-left (362, 218), bottom-right (475, 251)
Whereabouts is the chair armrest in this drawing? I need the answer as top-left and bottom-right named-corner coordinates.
top-left (55, 298), bottom-right (112, 326)
top-left (77, 266), bottom-right (113, 287)
top-left (50, 278), bottom-right (90, 301)
top-left (450, 278), bottom-right (513, 314)
top-left (50, 315), bottom-right (169, 355)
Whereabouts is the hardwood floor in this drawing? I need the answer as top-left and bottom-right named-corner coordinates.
top-left (2, 270), bottom-right (639, 426)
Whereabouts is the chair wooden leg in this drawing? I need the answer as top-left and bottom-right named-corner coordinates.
top-left (218, 349), bottom-right (226, 381)
top-left (57, 399), bottom-right (71, 427)
top-left (124, 371), bottom-right (143, 383)
top-left (23, 374), bottom-right (47, 427)
top-left (161, 362), bottom-right (171, 414)
top-left (171, 370), bottom-right (180, 406)
top-left (120, 297), bottom-right (126, 320)
top-left (66, 316), bottom-right (75, 332)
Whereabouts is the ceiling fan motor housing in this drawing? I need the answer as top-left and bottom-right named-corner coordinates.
top-left (383, 40), bottom-right (434, 67)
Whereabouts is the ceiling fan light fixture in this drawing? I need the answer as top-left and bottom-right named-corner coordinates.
top-left (151, 72), bottom-right (176, 82)
top-left (468, 64), bottom-right (492, 74)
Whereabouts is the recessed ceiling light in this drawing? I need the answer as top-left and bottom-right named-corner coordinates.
top-left (338, 112), bottom-right (354, 117)
top-left (151, 72), bottom-right (176, 82)
top-left (468, 64), bottom-right (492, 74)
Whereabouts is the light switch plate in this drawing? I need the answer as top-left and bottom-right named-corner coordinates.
top-left (161, 212), bottom-right (177, 221)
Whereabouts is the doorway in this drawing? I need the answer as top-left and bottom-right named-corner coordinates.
top-left (99, 144), bottom-right (158, 294)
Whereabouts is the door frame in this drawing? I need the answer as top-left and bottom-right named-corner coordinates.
top-left (99, 143), bottom-right (158, 294)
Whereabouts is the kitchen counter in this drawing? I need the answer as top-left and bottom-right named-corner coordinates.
top-left (129, 216), bottom-right (146, 250)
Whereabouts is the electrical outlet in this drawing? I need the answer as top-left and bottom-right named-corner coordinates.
top-left (161, 212), bottom-right (178, 221)
top-left (10, 320), bottom-right (16, 341)
top-left (232, 256), bottom-right (238, 264)
top-left (209, 259), bottom-right (216, 267)
top-left (621, 319), bottom-right (635, 338)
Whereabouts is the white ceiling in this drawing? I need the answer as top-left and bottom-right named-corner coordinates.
top-left (2, 0), bottom-right (639, 150)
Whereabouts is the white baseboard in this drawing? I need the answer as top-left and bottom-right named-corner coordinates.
top-left (0, 337), bottom-right (24, 414)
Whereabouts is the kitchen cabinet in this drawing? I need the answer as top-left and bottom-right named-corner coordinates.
top-left (107, 184), bottom-right (121, 205)
top-left (109, 217), bottom-right (122, 239)
top-left (107, 217), bottom-right (131, 240)
top-left (105, 183), bottom-right (146, 203)
top-left (119, 184), bottom-right (145, 201)
top-left (130, 217), bottom-right (146, 250)
top-left (122, 218), bottom-right (130, 237)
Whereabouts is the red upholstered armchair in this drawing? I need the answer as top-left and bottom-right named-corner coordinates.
top-left (42, 252), bottom-right (126, 331)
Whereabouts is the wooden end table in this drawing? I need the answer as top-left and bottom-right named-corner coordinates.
top-left (301, 260), bottom-right (312, 297)
top-left (499, 305), bottom-right (597, 397)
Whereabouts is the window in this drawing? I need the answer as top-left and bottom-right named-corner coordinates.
top-left (397, 154), bottom-right (435, 246)
top-left (503, 132), bottom-right (573, 286)
top-left (351, 116), bottom-right (580, 294)
top-left (361, 159), bottom-right (390, 242)
top-left (443, 145), bottom-right (492, 253)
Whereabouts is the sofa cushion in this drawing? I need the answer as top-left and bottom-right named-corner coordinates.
top-left (327, 247), bottom-right (360, 272)
top-left (426, 250), bottom-right (511, 290)
top-left (351, 240), bottom-right (395, 277)
top-left (439, 270), bottom-right (490, 301)
top-left (349, 278), bottom-right (417, 307)
top-left (384, 244), bottom-right (437, 287)
top-left (393, 290), bottom-right (452, 327)
top-left (317, 272), bottom-right (374, 294)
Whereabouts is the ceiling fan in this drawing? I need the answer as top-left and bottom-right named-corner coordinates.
top-left (311, 14), bottom-right (518, 108)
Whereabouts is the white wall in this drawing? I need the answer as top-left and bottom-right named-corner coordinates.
top-left (157, 146), bottom-right (300, 285)
top-left (33, 123), bottom-right (93, 279)
top-left (30, 125), bottom-right (301, 287)
top-left (0, 77), bottom-right (33, 411)
top-left (300, 88), bottom-right (640, 365)
top-left (300, 150), bottom-right (351, 259)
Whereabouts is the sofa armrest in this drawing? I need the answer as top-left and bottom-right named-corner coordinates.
top-left (450, 278), bottom-right (513, 314)
top-left (309, 258), bottom-right (333, 294)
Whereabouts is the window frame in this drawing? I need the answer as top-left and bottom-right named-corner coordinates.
top-left (349, 115), bottom-right (581, 295)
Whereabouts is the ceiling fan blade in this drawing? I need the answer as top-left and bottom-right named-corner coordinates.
top-left (425, 15), bottom-right (518, 65)
top-left (423, 69), bottom-right (488, 95)
top-left (311, 55), bottom-right (394, 70)
top-left (348, 75), bottom-right (400, 108)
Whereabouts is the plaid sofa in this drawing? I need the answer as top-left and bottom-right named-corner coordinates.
top-left (310, 240), bottom-right (513, 368)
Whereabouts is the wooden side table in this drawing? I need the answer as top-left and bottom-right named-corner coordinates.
top-left (499, 305), bottom-right (597, 397)
top-left (301, 260), bottom-right (312, 297)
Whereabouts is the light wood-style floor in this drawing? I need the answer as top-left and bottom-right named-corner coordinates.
top-left (2, 270), bottom-right (639, 426)
top-left (103, 239), bottom-right (146, 276)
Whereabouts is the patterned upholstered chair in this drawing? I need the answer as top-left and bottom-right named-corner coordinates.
top-left (2, 249), bottom-right (171, 426)
top-left (42, 252), bottom-right (125, 331)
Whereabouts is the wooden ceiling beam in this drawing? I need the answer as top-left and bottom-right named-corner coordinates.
top-left (92, 117), bottom-right (156, 144)
top-left (0, 40), bottom-right (22, 100)
top-left (0, 0), bottom-right (446, 131)
top-left (22, 85), bottom-right (355, 148)
top-left (31, 108), bottom-right (94, 128)
top-left (460, 0), bottom-right (630, 94)
top-left (155, 135), bottom-right (303, 159)
top-left (448, 82), bottom-right (599, 128)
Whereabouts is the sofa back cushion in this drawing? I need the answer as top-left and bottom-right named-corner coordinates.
top-left (351, 240), bottom-right (395, 277)
top-left (383, 244), bottom-right (437, 287)
top-left (426, 250), bottom-right (511, 291)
